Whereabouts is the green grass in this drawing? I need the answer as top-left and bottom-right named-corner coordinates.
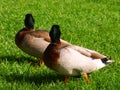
top-left (0, 0), bottom-right (120, 90)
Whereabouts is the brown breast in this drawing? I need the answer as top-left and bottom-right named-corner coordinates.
top-left (43, 41), bottom-right (69, 70)
top-left (15, 28), bottom-right (34, 48)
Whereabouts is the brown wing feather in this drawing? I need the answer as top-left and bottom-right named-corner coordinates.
top-left (30, 30), bottom-right (51, 42)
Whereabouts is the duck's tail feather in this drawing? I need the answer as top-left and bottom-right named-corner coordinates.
top-left (101, 58), bottom-right (113, 65)
top-left (93, 58), bottom-right (113, 71)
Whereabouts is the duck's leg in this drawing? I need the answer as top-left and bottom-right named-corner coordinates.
top-left (37, 58), bottom-right (44, 66)
top-left (37, 58), bottom-right (42, 65)
top-left (37, 58), bottom-right (41, 66)
top-left (64, 75), bottom-right (68, 85)
top-left (83, 72), bottom-right (90, 84)
top-left (41, 59), bottom-right (44, 65)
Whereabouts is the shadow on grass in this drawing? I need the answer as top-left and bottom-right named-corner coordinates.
top-left (4, 72), bottom-right (65, 85)
top-left (0, 55), bottom-right (36, 64)
top-left (4, 71), bottom-right (82, 86)
top-left (0, 56), bottom-right (81, 85)
top-left (0, 55), bottom-right (65, 84)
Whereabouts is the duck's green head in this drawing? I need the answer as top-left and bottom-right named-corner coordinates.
top-left (50, 25), bottom-right (61, 43)
top-left (24, 14), bottom-right (35, 29)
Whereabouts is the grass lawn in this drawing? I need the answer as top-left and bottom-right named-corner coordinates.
top-left (0, 0), bottom-right (120, 90)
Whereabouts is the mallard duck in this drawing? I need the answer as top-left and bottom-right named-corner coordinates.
top-left (43, 25), bottom-right (113, 84)
top-left (15, 14), bottom-right (69, 65)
